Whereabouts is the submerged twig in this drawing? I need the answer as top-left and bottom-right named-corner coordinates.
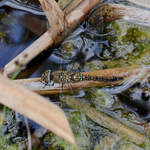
top-left (99, 4), bottom-right (150, 27)
top-left (62, 96), bottom-right (146, 145)
top-left (14, 66), bottom-right (150, 95)
top-left (25, 118), bottom-right (32, 150)
top-left (4, 0), bottom-right (104, 76)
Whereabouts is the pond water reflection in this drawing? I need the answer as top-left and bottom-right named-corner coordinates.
top-left (0, 8), bottom-right (46, 67)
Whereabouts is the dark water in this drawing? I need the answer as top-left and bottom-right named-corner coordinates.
top-left (0, 7), bottom-right (46, 68)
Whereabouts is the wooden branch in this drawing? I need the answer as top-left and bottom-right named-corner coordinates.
top-left (39, 0), bottom-right (65, 32)
top-left (0, 74), bottom-right (76, 147)
top-left (62, 96), bottom-right (146, 145)
top-left (127, 0), bottom-right (150, 9)
top-left (62, 0), bottom-right (83, 14)
top-left (14, 65), bottom-right (150, 95)
top-left (4, 0), bottom-right (104, 76)
top-left (99, 4), bottom-right (150, 27)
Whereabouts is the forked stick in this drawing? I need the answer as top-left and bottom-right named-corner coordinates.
top-left (4, 0), bottom-right (104, 76)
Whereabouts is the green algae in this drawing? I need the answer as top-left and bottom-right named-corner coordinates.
top-left (117, 141), bottom-right (143, 150)
top-left (89, 88), bottom-right (115, 109)
top-left (101, 22), bottom-right (150, 68)
top-left (0, 108), bottom-right (19, 150)
top-left (42, 111), bottom-right (93, 150)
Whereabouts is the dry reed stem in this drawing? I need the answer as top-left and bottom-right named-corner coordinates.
top-left (0, 74), bottom-right (76, 147)
top-left (14, 65), bottom-right (149, 95)
top-left (99, 4), bottom-right (150, 27)
top-left (127, 0), bottom-right (150, 9)
top-left (62, 96), bottom-right (146, 145)
top-left (62, 0), bottom-right (83, 14)
top-left (4, 0), bottom-right (104, 76)
top-left (39, 0), bottom-right (65, 32)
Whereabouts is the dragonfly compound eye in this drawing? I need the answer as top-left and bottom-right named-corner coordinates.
top-left (41, 70), bottom-right (52, 85)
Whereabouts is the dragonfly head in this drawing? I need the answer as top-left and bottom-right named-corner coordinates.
top-left (41, 70), bottom-right (52, 85)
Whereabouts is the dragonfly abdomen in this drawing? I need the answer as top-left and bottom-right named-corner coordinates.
top-left (41, 70), bottom-right (124, 85)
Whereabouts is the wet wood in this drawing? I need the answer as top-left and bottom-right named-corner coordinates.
top-left (14, 65), bottom-right (150, 95)
top-left (99, 4), bottom-right (150, 27)
top-left (4, 0), bottom-right (104, 76)
top-left (39, 0), bottom-right (65, 32)
top-left (62, 96), bottom-right (146, 145)
top-left (62, 0), bottom-right (83, 14)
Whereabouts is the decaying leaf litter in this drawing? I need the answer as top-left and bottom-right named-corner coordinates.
top-left (1, 0), bottom-right (150, 149)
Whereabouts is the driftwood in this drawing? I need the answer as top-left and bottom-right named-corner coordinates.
top-left (61, 96), bottom-right (146, 145)
top-left (4, 0), bottom-right (104, 76)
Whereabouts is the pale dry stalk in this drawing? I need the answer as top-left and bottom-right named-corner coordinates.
top-left (100, 3), bottom-right (150, 27)
top-left (127, 0), bottom-right (150, 9)
top-left (0, 74), bottom-right (76, 147)
top-left (39, 0), bottom-right (65, 32)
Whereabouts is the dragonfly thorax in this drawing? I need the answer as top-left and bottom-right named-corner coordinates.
top-left (41, 70), bottom-right (53, 85)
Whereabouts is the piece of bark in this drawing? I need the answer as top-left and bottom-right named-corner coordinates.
top-left (4, 0), bottom-right (104, 76)
top-left (0, 74), bottom-right (76, 147)
top-left (99, 4), bottom-right (150, 27)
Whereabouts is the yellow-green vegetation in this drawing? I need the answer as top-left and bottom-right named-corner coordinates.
top-left (118, 141), bottom-right (143, 150)
top-left (0, 127), bottom-right (19, 150)
top-left (0, 32), bottom-right (6, 39)
top-left (0, 32), bottom-right (7, 43)
top-left (89, 88), bottom-right (115, 109)
top-left (102, 22), bottom-right (150, 68)
top-left (61, 41), bottom-right (75, 57)
top-left (42, 111), bottom-right (105, 150)
top-left (85, 60), bottom-right (104, 71)
top-left (0, 108), bottom-right (19, 150)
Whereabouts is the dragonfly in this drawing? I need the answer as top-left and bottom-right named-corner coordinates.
top-left (40, 69), bottom-right (124, 87)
